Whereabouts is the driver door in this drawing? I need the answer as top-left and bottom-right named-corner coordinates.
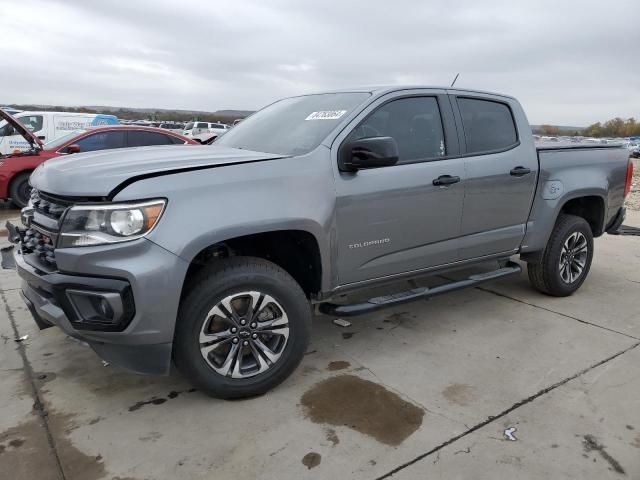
top-left (333, 92), bottom-right (466, 286)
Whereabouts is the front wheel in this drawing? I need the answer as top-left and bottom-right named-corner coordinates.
top-left (9, 172), bottom-right (32, 208)
top-left (527, 214), bottom-right (594, 296)
top-left (173, 257), bottom-right (311, 399)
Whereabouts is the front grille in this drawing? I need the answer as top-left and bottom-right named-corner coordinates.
top-left (30, 189), bottom-right (69, 223)
top-left (21, 190), bottom-right (74, 269)
top-left (21, 228), bottom-right (56, 266)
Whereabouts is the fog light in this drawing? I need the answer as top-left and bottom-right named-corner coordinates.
top-left (96, 297), bottom-right (114, 320)
top-left (66, 290), bottom-right (123, 326)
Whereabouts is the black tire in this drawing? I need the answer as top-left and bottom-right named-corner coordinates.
top-left (173, 257), bottom-right (311, 399)
top-left (9, 172), bottom-right (32, 208)
top-left (527, 214), bottom-right (594, 296)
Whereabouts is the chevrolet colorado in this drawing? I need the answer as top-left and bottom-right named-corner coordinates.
top-left (7, 87), bottom-right (633, 398)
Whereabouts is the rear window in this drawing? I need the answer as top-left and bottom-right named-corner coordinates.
top-left (458, 98), bottom-right (518, 154)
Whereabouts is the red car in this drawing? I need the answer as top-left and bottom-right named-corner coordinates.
top-left (0, 110), bottom-right (197, 207)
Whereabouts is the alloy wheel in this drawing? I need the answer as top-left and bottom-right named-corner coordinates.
top-left (558, 231), bottom-right (588, 283)
top-left (199, 291), bottom-right (290, 379)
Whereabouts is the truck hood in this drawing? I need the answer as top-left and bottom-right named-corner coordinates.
top-left (0, 108), bottom-right (43, 150)
top-left (30, 145), bottom-right (285, 198)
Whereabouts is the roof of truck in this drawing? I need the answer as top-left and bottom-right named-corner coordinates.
top-left (305, 85), bottom-right (517, 100)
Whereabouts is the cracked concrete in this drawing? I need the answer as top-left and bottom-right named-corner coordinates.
top-left (0, 209), bottom-right (638, 479)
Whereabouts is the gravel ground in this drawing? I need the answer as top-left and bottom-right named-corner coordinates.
top-left (626, 158), bottom-right (640, 211)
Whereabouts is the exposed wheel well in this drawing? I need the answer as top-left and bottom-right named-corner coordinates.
top-left (560, 196), bottom-right (605, 236)
top-left (182, 230), bottom-right (322, 300)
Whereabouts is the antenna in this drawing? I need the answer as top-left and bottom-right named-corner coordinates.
top-left (450, 73), bottom-right (460, 87)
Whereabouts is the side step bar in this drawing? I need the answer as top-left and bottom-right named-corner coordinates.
top-left (608, 225), bottom-right (640, 236)
top-left (319, 261), bottom-right (522, 317)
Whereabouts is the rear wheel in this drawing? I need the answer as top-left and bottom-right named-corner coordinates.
top-left (527, 214), bottom-right (594, 296)
top-left (9, 172), bottom-right (32, 208)
top-left (174, 257), bottom-right (311, 399)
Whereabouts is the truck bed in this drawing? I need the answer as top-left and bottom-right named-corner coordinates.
top-left (536, 142), bottom-right (624, 151)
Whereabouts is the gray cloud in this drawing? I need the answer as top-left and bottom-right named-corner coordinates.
top-left (2, 0), bottom-right (639, 125)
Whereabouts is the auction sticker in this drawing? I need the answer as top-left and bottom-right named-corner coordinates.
top-left (305, 110), bottom-right (347, 120)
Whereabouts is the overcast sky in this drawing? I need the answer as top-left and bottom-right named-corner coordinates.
top-left (3, 0), bottom-right (639, 125)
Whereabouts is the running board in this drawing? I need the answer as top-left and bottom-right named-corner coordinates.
top-left (319, 261), bottom-right (522, 317)
top-left (608, 225), bottom-right (640, 236)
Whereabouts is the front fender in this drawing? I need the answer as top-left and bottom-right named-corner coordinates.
top-left (114, 152), bottom-right (336, 291)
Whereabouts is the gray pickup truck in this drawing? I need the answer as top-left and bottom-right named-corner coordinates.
top-left (7, 86), bottom-right (633, 398)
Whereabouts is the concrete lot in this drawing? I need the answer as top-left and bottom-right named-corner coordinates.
top-left (0, 208), bottom-right (639, 479)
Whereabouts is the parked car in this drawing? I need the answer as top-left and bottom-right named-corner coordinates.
top-left (159, 122), bottom-right (185, 133)
top-left (632, 146), bottom-right (640, 158)
top-left (0, 111), bottom-right (118, 156)
top-left (183, 121), bottom-right (230, 138)
top-left (0, 110), bottom-right (196, 207)
top-left (623, 141), bottom-right (638, 152)
top-left (7, 86), bottom-right (633, 399)
top-left (0, 106), bottom-right (22, 116)
top-left (191, 132), bottom-right (219, 145)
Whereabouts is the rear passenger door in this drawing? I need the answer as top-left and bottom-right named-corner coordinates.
top-left (450, 93), bottom-right (538, 259)
top-left (333, 92), bottom-right (466, 285)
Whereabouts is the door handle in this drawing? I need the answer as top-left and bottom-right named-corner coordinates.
top-left (433, 175), bottom-right (460, 186)
top-left (510, 166), bottom-right (531, 177)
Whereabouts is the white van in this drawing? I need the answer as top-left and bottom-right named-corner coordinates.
top-left (0, 111), bottom-right (118, 155)
top-left (182, 121), bottom-right (229, 138)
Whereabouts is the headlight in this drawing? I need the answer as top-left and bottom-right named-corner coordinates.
top-left (59, 199), bottom-right (166, 248)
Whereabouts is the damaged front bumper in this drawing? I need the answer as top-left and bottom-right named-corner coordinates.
top-left (6, 221), bottom-right (189, 375)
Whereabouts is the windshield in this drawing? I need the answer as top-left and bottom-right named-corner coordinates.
top-left (215, 92), bottom-right (370, 156)
top-left (184, 122), bottom-right (194, 130)
top-left (43, 130), bottom-right (86, 150)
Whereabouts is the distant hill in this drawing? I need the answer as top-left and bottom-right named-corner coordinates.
top-left (1, 103), bottom-right (254, 123)
top-left (83, 106), bottom-right (255, 117)
top-left (531, 125), bottom-right (585, 135)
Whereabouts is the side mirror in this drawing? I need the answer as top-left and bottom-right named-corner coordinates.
top-left (67, 144), bottom-right (81, 154)
top-left (339, 136), bottom-right (399, 172)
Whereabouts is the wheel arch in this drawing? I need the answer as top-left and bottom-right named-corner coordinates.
top-left (521, 188), bottom-right (608, 257)
top-left (180, 228), bottom-right (325, 302)
top-left (559, 195), bottom-right (606, 236)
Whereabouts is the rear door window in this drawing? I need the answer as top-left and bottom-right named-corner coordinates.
top-left (457, 98), bottom-right (518, 154)
top-left (127, 130), bottom-right (174, 147)
top-left (74, 131), bottom-right (126, 152)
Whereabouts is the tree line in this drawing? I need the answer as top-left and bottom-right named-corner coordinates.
top-left (581, 118), bottom-right (640, 138)
top-left (7, 104), bottom-right (245, 124)
top-left (535, 118), bottom-right (640, 138)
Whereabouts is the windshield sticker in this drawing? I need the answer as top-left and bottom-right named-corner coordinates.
top-left (305, 110), bottom-right (347, 121)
